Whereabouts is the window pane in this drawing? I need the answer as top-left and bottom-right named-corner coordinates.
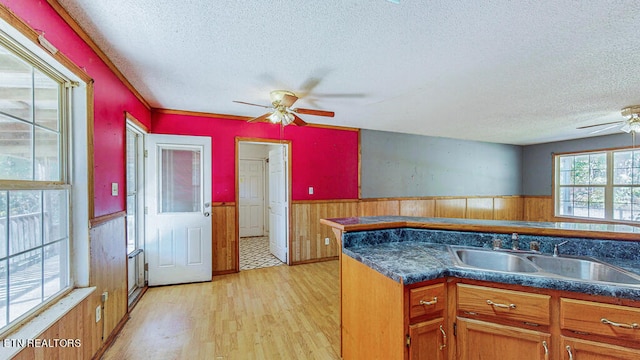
top-left (0, 115), bottom-right (32, 180)
top-left (588, 187), bottom-right (605, 218)
top-left (0, 259), bottom-right (6, 328)
top-left (0, 191), bottom-right (6, 259)
top-left (126, 130), bottom-right (137, 193)
top-left (0, 45), bottom-right (32, 122)
top-left (559, 156), bottom-right (574, 171)
top-left (43, 242), bottom-right (66, 299)
top-left (558, 187), bottom-right (574, 216)
top-left (43, 190), bottom-right (67, 243)
top-left (127, 194), bottom-right (136, 254)
top-left (9, 248), bottom-right (42, 321)
top-left (34, 127), bottom-right (59, 181)
top-left (34, 68), bottom-right (59, 131)
top-left (559, 170), bottom-right (574, 185)
top-left (573, 155), bottom-right (590, 185)
top-left (160, 148), bottom-right (201, 213)
top-left (9, 191), bottom-right (41, 255)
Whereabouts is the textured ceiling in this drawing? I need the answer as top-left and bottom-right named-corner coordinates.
top-left (57, 0), bottom-right (640, 145)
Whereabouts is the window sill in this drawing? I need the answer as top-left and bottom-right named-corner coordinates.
top-left (0, 287), bottom-right (96, 359)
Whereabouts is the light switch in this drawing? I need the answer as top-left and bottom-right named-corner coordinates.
top-left (111, 182), bottom-right (118, 196)
top-left (308, 187), bottom-right (314, 195)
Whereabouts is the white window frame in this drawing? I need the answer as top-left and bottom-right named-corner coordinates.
top-left (0, 16), bottom-right (89, 341)
top-left (554, 147), bottom-right (640, 224)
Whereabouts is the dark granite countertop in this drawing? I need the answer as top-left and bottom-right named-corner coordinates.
top-left (343, 241), bottom-right (640, 300)
top-left (327, 217), bottom-right (640, 301)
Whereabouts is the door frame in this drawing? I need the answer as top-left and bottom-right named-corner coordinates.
top-left (235, 137), bottom-right (292, 271)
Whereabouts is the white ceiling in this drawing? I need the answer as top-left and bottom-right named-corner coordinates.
top-left (57, 0), bottom-right (640, 145)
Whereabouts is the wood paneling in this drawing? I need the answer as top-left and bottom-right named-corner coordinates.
top-left (523, 196), bottom-right (554, 222)
top-left (435, 198), bottom-right (467, 219)
top-left (494, 196), bottom-right (524, 220)
top-left (400, 199), bottom-right (435, 217)
top-left (291, 201), bottom-right (359, 264)
top-left (466, 198), bottom-right (494, 220)
top-left (358, 200), bottom-right (400, 216)
top-left (212, 204), bottom-right (237, 274)
top-left (88, 215), bottom-right (128, 353)
top-left (13, 295), bottom-right (96, 360)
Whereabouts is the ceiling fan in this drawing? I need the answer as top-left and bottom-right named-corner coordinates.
top-left (577, 105), bottom-right (640, 134)
top-left (233, 90), bottom-right (335, 126)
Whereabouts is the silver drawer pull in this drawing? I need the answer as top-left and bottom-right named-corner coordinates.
top-left (566, 345), bottom-right (573, 360)
top-left (486, 300), bottom-right (516, 309)
top-left (601, 318), bottom-right (639, 329)
top-left (542, 341), bottom-right (549, 360)
top-left (419, 297), bottom-right (437, 306)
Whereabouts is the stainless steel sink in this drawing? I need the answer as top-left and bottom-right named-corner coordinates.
top-left (453, 248), bottom-right (538, 273)
top-left (450, 246), bottom-right (640, 286)
top-left (526, 254), bottom-right (640, 285)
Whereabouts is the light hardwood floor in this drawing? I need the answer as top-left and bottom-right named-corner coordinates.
top-left (102, 261), bottom-right (340, 360)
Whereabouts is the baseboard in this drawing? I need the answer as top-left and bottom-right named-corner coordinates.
top-left (92, 312), bottom-right (129, 360)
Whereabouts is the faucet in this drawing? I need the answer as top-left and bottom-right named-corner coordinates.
top-left (553, 241), bottom-right (569, 257)
top-left (511, 233), bottom-right (519, 250)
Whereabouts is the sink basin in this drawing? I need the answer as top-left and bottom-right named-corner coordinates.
top-left (526, 254), bottom-right (640, 285)
top-left (454, 248), bottom-right (538, 273)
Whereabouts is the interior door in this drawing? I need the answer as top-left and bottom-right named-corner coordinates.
top-left (268, 145), bottom-right (288, 264)
top-left (239, 159), bottom-right (265, 237)
top-left (146, 134), bottom-right (212, 286)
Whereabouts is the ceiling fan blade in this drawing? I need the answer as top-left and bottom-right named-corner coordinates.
top-left (292, 114), bottom-right (307, 126)
top-left (576, 120), bottom-right (623, 129)
top-left (233, 100), bottom-right (271, 109)
top-left (589, 123), bottom-right (621, 134)
top-left (293, 107), bottom-right (335, 117)
top-left (280, 94), bottom-right (298, 107)
top-left (247, 113), bottom-right (272, 123)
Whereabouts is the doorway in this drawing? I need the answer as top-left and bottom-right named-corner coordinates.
top-left (237, 140), bottom-right (290, 270)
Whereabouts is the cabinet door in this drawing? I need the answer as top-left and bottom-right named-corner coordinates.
top-left (457, 318), bottom-right (551, 360)
top-left (561, 337), bottom-right (640, 360)
top-left (409, 318), bottom-right (447, 360)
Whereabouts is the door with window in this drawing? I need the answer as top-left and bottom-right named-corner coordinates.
top-left (126, 122), bottom-right (145, 302)
top-left (145, 134), bottom-right (212, 286)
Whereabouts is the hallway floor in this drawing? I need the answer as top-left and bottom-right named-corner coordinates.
top-left (239, 236), bottom-right (285, 270)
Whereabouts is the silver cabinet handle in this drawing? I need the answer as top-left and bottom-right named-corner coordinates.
top-left (486, 300), bottom-right (516, 309)
top-left (419, 297), bottom-right (437, 306)
top-left (439, 325), bottom-right (447, 350)
top-left (542, 341), bottom-right (549, 360)
top-left (204, 212), bottom-right (210, 217)
top-left (601, 318), bottom-right (639, 329)
top-left (566, 345), bottom-right (573, 360)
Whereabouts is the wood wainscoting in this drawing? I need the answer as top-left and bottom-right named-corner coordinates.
top-left (291, 200), bottom-right (359, 264)
top-left (212, 203), bottom-right (237, 275)
top-left (523, 196), bottom-right (555, 222)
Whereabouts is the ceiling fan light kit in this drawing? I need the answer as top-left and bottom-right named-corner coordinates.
top-left (577, 105), bottom-right (640, 135)
top-left (234, 90), bottom-right (335, 127)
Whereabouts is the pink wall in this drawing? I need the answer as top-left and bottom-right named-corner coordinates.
top-left (152, 112), bottom-right (359, 202)
top-left (2, 0), bottom-right (152, 217)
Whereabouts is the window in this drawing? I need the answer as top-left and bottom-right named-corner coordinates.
top-left (0, 33), bottom-right (71, 331)
top-left (555, 149), bottom-right (640, 222)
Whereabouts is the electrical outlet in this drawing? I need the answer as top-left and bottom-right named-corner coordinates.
top-left (111, 182), bottom-right (118, 196)
top-left (325, 237), bottom-right (330, 245)
top-left (308, 187), bottom-right (314, 195)
top-left (95, 305), bottom-right (101, 323)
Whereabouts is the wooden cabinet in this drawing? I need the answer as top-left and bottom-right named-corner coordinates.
top-left (561, 336), bottom-right (640, 360)
top-left (456, 284), bottom-right (551, 360)
top-left (408, 318), bottom-right (447, 360)
top-left (407, 283), bottom-right (447, 360)
top-left (457, 317), bottom-right (551, 360)
top-left (560, 298), bottom-right (640, 359)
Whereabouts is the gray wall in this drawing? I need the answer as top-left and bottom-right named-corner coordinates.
top-left (522, 133), bottom-right (633, 195)
top-left (361, 130), bottom-right (523, 198)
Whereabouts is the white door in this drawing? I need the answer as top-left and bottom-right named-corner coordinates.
top-left (239, 159), bottom-right (265, 237)
top-left (146, 134), bottom-right (212, 286)
top-left (268, 145), bottom-right (289, 263)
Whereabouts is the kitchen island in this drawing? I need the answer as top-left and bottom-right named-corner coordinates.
top-left (321, 216), bottom-right (640, 360)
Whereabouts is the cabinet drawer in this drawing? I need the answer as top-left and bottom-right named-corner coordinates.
top-left (409, 283), bottom-right (446, 321)
top-left (561, 298), bottom-right (640, 342)
top-left (457, 284), bottom-right (550, 325)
